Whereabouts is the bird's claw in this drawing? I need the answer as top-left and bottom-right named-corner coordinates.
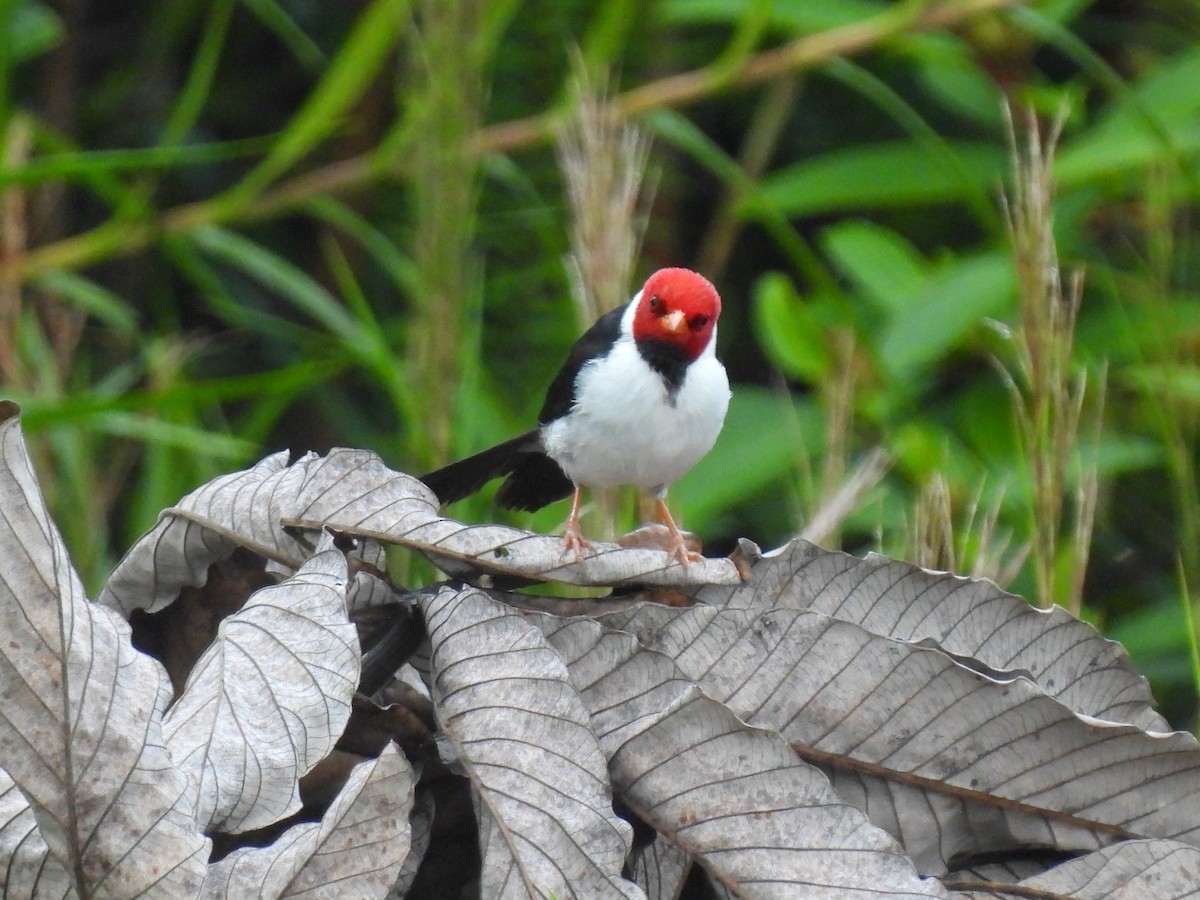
top-left (668, 537), bottom-right (702, 567)
top-left (562, 527), bottom-right (593, 563)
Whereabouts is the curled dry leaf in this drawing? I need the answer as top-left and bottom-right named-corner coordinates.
top-left (203, 743), bottom-right (415, 898)
top-left (139, 546), bottom-right (277, 695)
top-left (598, 602), bottom-right (1200, 874)
top-left (627, 835), bottom-right (691, 900)
top-left (0, 404), bottom-right (210, 897)
top-left (338, 694), bottom-right (437, 761)
top-left (386, 788), bottom-right (434, 900)
top-left (421, 584), bottom-right (641, 899)
top-left (533, 612), bottom-right (948, 898)
top-left (163, 538), bottom-right (360, 834)
top-left (101, 449), bottom-right (740, 621)
top-left (948, 839), bottom-right (1200, 898)
top-left (0, 767), bottom-right (73, 898)
top-left (699, 539), bottom-right (1166, 731)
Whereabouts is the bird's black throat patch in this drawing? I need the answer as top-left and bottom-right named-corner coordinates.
top-left (636, 338), bottom-right (689, 404)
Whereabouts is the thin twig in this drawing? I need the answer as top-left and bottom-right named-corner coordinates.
top-left (800, 447), bottom-right (891, 547)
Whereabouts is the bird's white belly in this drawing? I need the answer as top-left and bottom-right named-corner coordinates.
top-left (542, 340), bottom-right (730, 493)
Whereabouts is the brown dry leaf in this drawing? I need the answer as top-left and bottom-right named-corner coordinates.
top-left (532, 610), bottom-right (947, 897)
top-left (162, 538), bottom-right (360, 834)
top-left (99, 449), bottom-right (741, 622)
top-left (0, 403), bottom-right (209, 897)
top-left (699, 539), bottom-right (1165, 731)
top-left (338, 693), bottom-right (436, 760)
top-left (421, 584), bottom-right (641, 898)
top-left (598, 601), bottom-right (1200, 874)
top-left (203, 744), bottom-right (415, 898)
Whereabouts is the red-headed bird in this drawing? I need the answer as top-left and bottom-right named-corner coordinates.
top-left (421, 267), bottom-right (730, 565)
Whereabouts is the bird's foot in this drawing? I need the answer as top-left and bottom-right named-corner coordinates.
top-left (615, 523), bottom-right (703, 566)
top-left (654, 497), bottom-right (703, 567)
top-left (562, 523), bottom-right (594, 563)
top-left (667, 533), bottom-right (703, 567)
top-left (561, 486), bottom-right (594, 563)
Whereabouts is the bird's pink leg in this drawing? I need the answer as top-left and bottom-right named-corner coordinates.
top-left (655, 498), bottom-right (702, 566)
top-left (562, 485), bottom-right (593, 562)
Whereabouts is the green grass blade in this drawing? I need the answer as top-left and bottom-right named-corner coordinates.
top-left (160, 0), bottom-right (237, 148)
top-left (822, 56), bottom-right (1001, 231)
top-left (191, 225), bottom-right (364, 346)
top-left (239, 0), bottom-right (327, 70)
top-left (232, 0), bottom-right (409, 198)
top-left (3, 136), bottom-right (274, 188)
top-left (34, 270), bottom-right (138, 336)
top-left (305, 196), bottom-right (419, 298)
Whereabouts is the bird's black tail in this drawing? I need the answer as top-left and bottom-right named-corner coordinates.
top-left (495, 453), bottom-right (573, 512)
top-left (420, 429), bottom-right (542, 505)
top-left (420, 429), bottom-right (574, 512)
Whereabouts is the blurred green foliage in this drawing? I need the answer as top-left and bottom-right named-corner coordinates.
top-left (3, 0), bottom-right (1200, 726)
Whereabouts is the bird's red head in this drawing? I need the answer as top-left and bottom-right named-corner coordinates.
top-left (631, 268), bottom-right (721, 361)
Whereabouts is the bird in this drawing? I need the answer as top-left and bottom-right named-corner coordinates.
top-left (421, 267), bottom-right (730, 566)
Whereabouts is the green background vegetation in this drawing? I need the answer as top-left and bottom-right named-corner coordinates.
top-left (3, 0), bottom-right (1200, 727)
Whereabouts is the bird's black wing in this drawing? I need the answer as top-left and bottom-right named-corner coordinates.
top-left (423, 304), bottom-right (627, 513)
top-left (491, 303), bottom-right (627, 512)
top-left (537, 302), bottom-right (628, 425)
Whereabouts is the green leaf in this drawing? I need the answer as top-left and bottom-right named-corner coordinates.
top-left (876, 251), bottom-right (1015, 381)
top-left (79, 412), bottom-right (255, 458)
top-left (2, 137), bottom-right (274, 188)
top-left (647, 109), bottom-right (832, 289)
top-left (751, 273), bottom-right (832, 383)
top-left (240, 0), bottom-right (326, 70)
top-left (888, 419), bottom-right (962, 480)
top-left (820, 219), bottom-right (926, 318)
top-left (1056, 47), bottom-right (1200, 186)
top-left (1109, 599), bottom-right (1195, 688)
top-left (1122, 363), bottom-right (1200, 407)
top-left (13, 361), bottom-right (342, 430)
top-left (821, 57), bottom-right (1000, 229)
top-left (902, 33), bottom-right (1005, 127)
top-left (754, 141), bottom-right (1006, 216)
top-left (191, 225), bottom-right (364, 347)
top-left (156, 0), bottom-right (236, 151)
top-left (1085, 434), bottom-right (1163, 478)
top-left (305, 196), bottom-right (419, 299)
top-left (8, 1), bottom-right (62, 63)
top-left (581, 0), bottom-right (645, 69)
top-left (673, 387), bottom-right (821, 527)
top-left (660, 0), bottom-right (887, 33)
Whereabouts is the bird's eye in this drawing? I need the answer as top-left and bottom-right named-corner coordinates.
top-left (689, 314), bottom-right (709, 331)
top-left (648, 294), bottom-right (664, 314)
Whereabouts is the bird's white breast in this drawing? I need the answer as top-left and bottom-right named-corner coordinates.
top-left (542, 306), bottom-right (730, 494)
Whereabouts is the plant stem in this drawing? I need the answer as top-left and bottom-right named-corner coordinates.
top-left (404, 0), bottom-right (490, 468)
